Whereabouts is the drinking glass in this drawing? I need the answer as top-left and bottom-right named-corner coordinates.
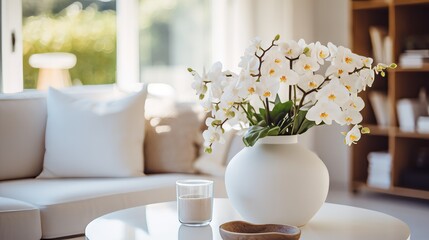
top-left (176, 179), bottom-right (214, 226)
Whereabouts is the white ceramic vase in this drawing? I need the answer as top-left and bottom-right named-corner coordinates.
top-left (225, 135), bottom-right (329, 227)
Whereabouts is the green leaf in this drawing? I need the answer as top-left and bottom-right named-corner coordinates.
top-left (274, 34), bottom-right (280, 41)
top-left (270, 101), bottom-right (293, 125)
top-left (254, 113), bottom-right (264, 123)
top-left (267, 126), bottom-right (280, 136)
top-left (242, 125), bottom-right (270, 147)
top-left (292, 110), bottom-right (317, 134)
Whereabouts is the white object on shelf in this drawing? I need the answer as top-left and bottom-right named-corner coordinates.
top-left (369, 26), bottom-right (388, 63)
top-left (396, 98), bottom-right (424, 132)
top-left (399, 54), bottom-right (428, 68)
top-left (369, 91), bottom-right (389, 127)
top-left (417, 116), bottom-right (429, 133)
top-left (367, 152), bottom-right (391, 189)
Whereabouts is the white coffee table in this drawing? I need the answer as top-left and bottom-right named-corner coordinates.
top-left (85, 198), bottom-right (410, 240)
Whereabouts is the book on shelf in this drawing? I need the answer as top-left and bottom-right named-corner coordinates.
top-left (369, 26), bottom-right (391, 63)
top-left (368, 91), bottom-right (390, 127)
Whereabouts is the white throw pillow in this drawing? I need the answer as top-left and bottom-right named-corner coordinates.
top-left (38, 87), bottom-right (147, 178)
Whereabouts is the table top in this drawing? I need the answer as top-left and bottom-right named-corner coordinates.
top-left (85, 198), bottom-right (410, 240)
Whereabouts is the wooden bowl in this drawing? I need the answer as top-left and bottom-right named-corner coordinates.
top-left (219, 221), bottom-right (301, 240)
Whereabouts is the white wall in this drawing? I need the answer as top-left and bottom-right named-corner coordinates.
top-left (312, 0), bottom-right (350, 187)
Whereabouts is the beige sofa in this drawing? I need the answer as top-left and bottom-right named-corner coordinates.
top-left (0, 86), bottom-right (228, 240)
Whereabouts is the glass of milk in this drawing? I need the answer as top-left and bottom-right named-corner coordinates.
top-left (176, 179), bottom-right (214, 226)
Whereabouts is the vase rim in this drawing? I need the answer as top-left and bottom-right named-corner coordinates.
top-left (256, 135), bottom-right (298, 145)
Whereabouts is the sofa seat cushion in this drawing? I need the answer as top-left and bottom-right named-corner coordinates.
top-left (0, 197), bottom-right (42, 240)
top-left (0, 174), bottom-right (226, 239)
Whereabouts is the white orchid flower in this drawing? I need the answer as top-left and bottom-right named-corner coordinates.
top-left (316, 78), bottom-right (350, 106)
top-left (206, 62), bottom-right (226, 99)
top-left (279, 69), bottom-right (300, 86)
top-left (342, 94), bottom-right (365, 111)
top-left (295, 54), bottom-right (320, 75)
top-left (278, 40), bottom-right (302, 59)
top-left (306, 100), bottom-right (342, 125)
top-left (361, 56), bottom-right (373, 68)
top-left (325, 63), bottom-right (348, 78)
top-left (336, 109), bottom-right (363, 125)
top-left (200, 92), bottom-right (213, 113)
top-left (298, 73), bottom-right (324, 91)
top-left (236, 70), bottom-right (257, 99)
top-left (334, 46), bottom-right (360, 72)
top-left (220, 84), bottom-right (240, 109)
top-left (244, 37), bottom-right (262, 55)
top-left (203, 125), bottom-right (224, 147)
top-left (261, 61), bottom-right (281, 80)
top-left (227, 108), bottom-right (249, 127)
top-left (191, 69), bottom-right (207, 96)
top-left (340, 73), bottom-right (365, 93)
top-left (238, 55), bottom-right (259, 75)
top-left (256, 76), bottom-right (280, 99)
top-left (266, 49), bottom-right (288, 67)
top-left (312, 41), bottom-right (330, 64)
top-left (326, 42), bottom-right (338, 61)
top-left (360, 68), bottom-right (375, 89)
top-left (298, 39), bottom-right (308, 49)
top-left (345, 125), bottom-right (361, 146)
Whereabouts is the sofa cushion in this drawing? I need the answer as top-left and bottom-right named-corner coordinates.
top-left (194, 129), bottom-right (238, 177)
top-left (0, 174), bottom-right (226, 239)
top-left (144, 98), bottom-right (205, 174)
top-left (0, 197), bottom-right (42, 240)
top-left (38, 87), bottom-right (147, 178)
top-left (0, 92), bottom-right (47, 180)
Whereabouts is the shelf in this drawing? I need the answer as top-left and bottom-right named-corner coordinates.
top-left (394, 129), bottom-right (429, 139)
top-left (352, 1), bottom-right (389, 10)
top-left (394, 66), bottom-right (429, 72)
top-left (353, 181), bottom-right (429, 200)
top-left (394, 0), bottom-right (429, 6)
top-left (365, 124), bottom-right (390, 136)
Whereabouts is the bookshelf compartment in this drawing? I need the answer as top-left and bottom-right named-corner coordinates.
top-left (351, 135), bottom-right (389, 185)
top-left (351, 8), bottom-right (388, 59)
top-left (394, 4), bottom-right (429, 61)
top-left (359, 73), bottom-right (389, 126)
top-left (393, 137), bottom-right (429, 187)
top-left (394, 72), bottom-right (429, 100)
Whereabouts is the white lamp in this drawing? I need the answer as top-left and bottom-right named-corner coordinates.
top-left (29, 52), bottom-right (77, 90)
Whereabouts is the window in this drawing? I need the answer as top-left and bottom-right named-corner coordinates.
top-left (22, 0), bottom-right (117, 89)
top-left (139, 0), bottom-right (212, 100)
top-left (1, 0), bottom-right (209, 94)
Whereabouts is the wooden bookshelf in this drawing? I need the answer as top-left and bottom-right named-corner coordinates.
top-left (350, 0), bottom-right (429, 200)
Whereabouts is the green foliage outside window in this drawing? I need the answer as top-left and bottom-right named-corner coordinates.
top-left (23, 5), bottom-right (116, 89)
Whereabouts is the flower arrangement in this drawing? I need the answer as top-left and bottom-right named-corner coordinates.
top-left (189, 35), bottom-right (396, 152)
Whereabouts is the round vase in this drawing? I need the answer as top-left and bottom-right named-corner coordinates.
top-left (225, 135), bottom-right (329, 227)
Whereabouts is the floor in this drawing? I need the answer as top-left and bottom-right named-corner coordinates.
top-left (327, 186), bottom-right (429, 240)
top-left (70, 186), bottom-right (429, 240)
